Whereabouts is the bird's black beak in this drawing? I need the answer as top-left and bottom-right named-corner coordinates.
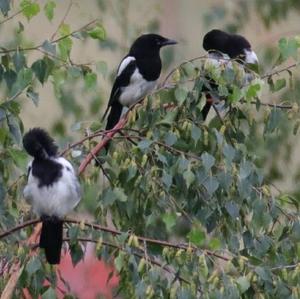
top-left (160, 39), bottom-right (177, 47)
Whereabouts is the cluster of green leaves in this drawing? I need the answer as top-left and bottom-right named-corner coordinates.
top-left (1, 1), bottom-right (300, 299)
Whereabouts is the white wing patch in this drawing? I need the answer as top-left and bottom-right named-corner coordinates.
top-left (23, 157), bottom-right (81, 218)
top-left (117, 56), bottom-right (136, 76)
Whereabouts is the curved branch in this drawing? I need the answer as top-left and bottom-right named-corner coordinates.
top-left (261, 62), bottom-right (299, 79)
top-left (78, 117), bottom-right (128, 174)
top-left (0, 19), bottom-right (99, 55)
top-left (0, 218), bottom-right (230, 262)
top-left (0, 219), bottom-right (39, 239)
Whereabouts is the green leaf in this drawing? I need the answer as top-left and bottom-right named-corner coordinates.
top-left (223, 144), bottom-right (235, 162)
top-left (9, 148), bottom-right (28, 170)
top-left (203, 176), bottom-right (219, 196)
top-left (7, 115), bottom-right (22, 145)
top-left (255, 266), bottom-right (272, 282)
top-left (70, 243), bottom-right (84, 266)
top-left (201, 152), bottom-right (215, 172)
top-left (84, 72), bottom-right (97, 90)
top-left (228, 85), bottom-right (243, 102)
top-left (175, 86), bottom-right (188, 104)
top-left (26, 256), bottom-right (41, 275)
top-left (265, 108), bottom-right (283, 133)
top-left (41, 287), bottom-right (56, 299)
top-left (225, 201), bottom-right (239, 218)
top-left (31, 59), bottom-right (47, 84)
top-left (4, 69), bottom-right (17, 90)
top-left (191, 124), bottom-right (201, 143)
top-left (87, 24), bottom-right (106, 40)
top-left (68, 226), bottom-right (79, 244)
top-left (12, 52), bottom-right (26, 72)
top-left (162, 213), bottom-right (176, 231)
top-left (183, 168), bottom-right (195, 188)
top-left (138, 139), bottom-right (153, 151)
top-left (41, 40), bottom-right (56, 55)
top-left (114, 252), bottom-right (125, 272)
top-left (26, 87), bottom-right (39, 106)
top-left (0, 0), bottom-right (10, 16)
top-left (164, 132), bottom-right (177, 146)
top-left (11, 68), bottom-right (32, 95)
top-left (44, 0), bottom-right (56, 21)
top-left (59, 23), bottom-right (71, 35)
top-left (279, 37), bottom-right (299, 60)
top-left (271, 78), bottom-right (286, 92)
top-left (21, 0), bottom-right (40, 20)
top-left (58, 37), bottom-right (72, 60)
top-left (113, 187), bottom-right (127, 202)
top-left (237, 276), bottom-right (250, 294)
top-left (188, 226), bottom-right (205, 246)
top-left (239, 161), bottom-right (252, 179)
top-left (246, 83), bottom-right (261, 99)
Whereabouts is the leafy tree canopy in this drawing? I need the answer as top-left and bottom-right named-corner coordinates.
top-left (1, 1), bottom-right (300, 298)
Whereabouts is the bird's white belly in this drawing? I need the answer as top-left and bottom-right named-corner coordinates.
top-left (119, 69), bottom-right (157, 107)
top-left (23, 158), bottom-right (80, 218)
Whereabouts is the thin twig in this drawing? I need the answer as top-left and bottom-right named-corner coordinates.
top-left (0, 9), bottom-right (23, 26)
top-left (50, 0), bottom-right (73, 41)
top-left (271, 263), bottom-right (300, 271)
top-left (261, 62), bottom-right (299, 79)
top-left (0, 19), bottom-right (99, 55)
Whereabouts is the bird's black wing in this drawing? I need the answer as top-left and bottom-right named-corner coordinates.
top-left (102, 57), bottom-right (137, 121)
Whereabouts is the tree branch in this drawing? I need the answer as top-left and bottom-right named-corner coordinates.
top-left (0, 19), bottom-right (99, 55)
top-left (261, 62), bottom-right (299, 79)
top-left (0, 218), bottom-right (230, 262)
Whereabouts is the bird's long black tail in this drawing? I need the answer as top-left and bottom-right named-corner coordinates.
top-left (201, 98), bottom-right (212, 121)
top-left (39, 217), bottom-right (63, 265)
top-left (105, 102), bottom-right (123, 131)
top-left (103, 102), bottom-right (123, 152)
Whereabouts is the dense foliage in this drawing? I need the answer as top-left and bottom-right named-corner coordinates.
top-left (1, 1), bottom-right (300, 298)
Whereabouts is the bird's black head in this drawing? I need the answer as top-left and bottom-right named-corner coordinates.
top-left (203, 29), bottom-right (258, 64)
top-left (129, 34), bottom-right (177, 57)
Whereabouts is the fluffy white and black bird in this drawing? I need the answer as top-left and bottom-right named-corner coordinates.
top-left (201, 29), bottom-right (258, 120)
top-left (23, 128), bottom-right (81, 264)
top-left (102, 33), bottom-right (177, 133)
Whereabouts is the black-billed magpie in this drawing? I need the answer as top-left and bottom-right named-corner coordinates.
top-left (102, 33), bottom-right (177, 132)
top-left (23, 128), bottom-right (81, 264)
top-left (201, 29), bottom-right (258, 120)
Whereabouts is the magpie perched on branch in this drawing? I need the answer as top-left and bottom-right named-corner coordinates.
top-left (102, 33), bottom-right (177, 133)
top-left (23, 128), bottom-right (81, 264)
top-left (201, 29), bottom-right (258, 121)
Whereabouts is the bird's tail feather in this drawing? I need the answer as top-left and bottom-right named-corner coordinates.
top-left (23, 128), bottom-right (58, 159)
top-left (105, 102), bottom-right (123, 132)
top-left (201, 100), bottom-right (212, 121)
top-left (39, 217), bottom-right (63, 265)
top-left (101, 106), bottom-right (110, 122)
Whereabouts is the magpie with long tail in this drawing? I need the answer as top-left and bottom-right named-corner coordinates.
top-left (201, 29), bottom-right (258, 121)
top-left (23, 128), bottom-right (81, 264)
top-left (102, 33), bottom-right (177, 134)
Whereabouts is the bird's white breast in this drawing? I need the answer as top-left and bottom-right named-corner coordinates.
top-left (119, 68), bottom-right (157, 107)
top-left (23, 157), bottom-right (81, 218)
